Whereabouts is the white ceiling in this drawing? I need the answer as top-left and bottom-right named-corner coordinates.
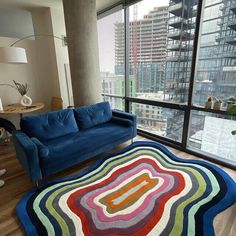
top-left (0, 0), bottom-right (120, 12)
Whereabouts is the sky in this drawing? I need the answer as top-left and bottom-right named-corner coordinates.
top-left (131, 0), bottom-right (168, 20)
top-left (97, 0), bottom-right (169, 73)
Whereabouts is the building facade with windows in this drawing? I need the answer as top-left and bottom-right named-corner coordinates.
top-left (98, 0), bottom-right (236, 167)
top-left (115, 6), bottom-right (169, 93)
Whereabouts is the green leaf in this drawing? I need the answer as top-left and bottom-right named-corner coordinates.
top-left (227, 105), bottom-right (236, 116)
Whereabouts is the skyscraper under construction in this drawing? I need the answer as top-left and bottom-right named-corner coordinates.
top-left (115, 6), bottom-right (169, 93)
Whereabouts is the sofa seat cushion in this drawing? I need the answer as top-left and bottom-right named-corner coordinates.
top-left (20, 109), bottom-right (79, 142)
top-left (40, 122), bottom-right (132, 173)
top-left (74, 101), bottom-right (112, 130)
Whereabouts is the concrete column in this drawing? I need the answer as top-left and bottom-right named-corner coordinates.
top-left (63, 0), bottom-right (102, 106)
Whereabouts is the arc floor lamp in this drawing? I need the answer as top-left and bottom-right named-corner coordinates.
top-left (0, 34), bottom-right (67, 64)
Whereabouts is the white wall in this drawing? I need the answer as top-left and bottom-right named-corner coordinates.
top-left (50, 7), bottom-right (74, 108)
top-left (0, 6), bottom-right (72, 127)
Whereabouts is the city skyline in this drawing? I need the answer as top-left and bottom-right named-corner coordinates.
top-left (98, 1), bottom-right (169, 73)
top-left (98, 0), bottom-right (236, 164)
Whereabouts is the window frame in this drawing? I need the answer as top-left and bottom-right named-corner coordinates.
top-left (98, 0), bottom-right (236, 170)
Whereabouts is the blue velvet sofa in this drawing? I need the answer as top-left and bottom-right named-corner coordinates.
top-left (12, 102), bottom-right (136, 182)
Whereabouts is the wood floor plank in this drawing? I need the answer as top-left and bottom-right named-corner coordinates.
top-left (0, 136), bottom-right (235, 236)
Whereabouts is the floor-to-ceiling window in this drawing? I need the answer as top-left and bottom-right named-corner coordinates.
top-left (188, 0), bottom-right (236, 165)
top-left (97, 0), bottom-right (236, 168)
top-left (98, 9), bottom-right (125, 110)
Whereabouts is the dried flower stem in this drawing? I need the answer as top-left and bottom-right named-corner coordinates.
top-left (0, 81), bottom-right (29, 96)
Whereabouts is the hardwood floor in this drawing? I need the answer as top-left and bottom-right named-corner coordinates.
top-left (0, 136), bottom-right (235, 236)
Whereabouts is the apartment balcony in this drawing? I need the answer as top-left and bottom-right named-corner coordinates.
top-left (167, 44), bottom-right (193, 51)
top-left (230, 6), bottom-right (236, 14)
top-left (223, 51), bottom-right (236, 58)
top-left (228, 21), bottom-right (236, 30)
top-left (225, 36), bottom-right (236, 45)
top-left (169, 2), bottom-right (188, 18)
top-left (168, 17), bottom-right (188, 29)
top-left (169, 2), bottom-right (197, 19)
top-left (167, 30), bottom-right (194, 40)
top-left (166, 55), bottom-right (190, 62)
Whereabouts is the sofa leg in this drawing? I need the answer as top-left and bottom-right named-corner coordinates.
top-left (36, 181), bottom-right (39, 188)
top-left (131, 138), bottom-right (134, 144)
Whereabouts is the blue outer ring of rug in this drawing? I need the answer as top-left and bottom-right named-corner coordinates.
top-left (16, 141), bottom-right (236, 236)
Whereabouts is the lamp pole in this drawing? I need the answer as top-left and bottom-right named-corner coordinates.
top-left (10, 34), bottom-right (67, 47)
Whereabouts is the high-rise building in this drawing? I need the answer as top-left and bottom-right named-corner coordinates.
top-left (115, 6), bottom-right (169, 93)
top-left (165, 0), bottom-right (198, 103)
top-left (101, 72), bottom-right (136, 109)
top-left (194, 0), bottom-right (236, 105)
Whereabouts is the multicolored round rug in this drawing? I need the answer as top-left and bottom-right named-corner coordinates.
top-left (17, 141), bottom-right (236, 236)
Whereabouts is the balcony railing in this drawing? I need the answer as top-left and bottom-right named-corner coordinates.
top-left (167, 44), bottom-right (193, 51)
top-left (167, 30), bottom-right (194, 40)
top-left (168, 17), bottom-right (189, 29)
top-left (223, 51), bottom-right (236, 58)
top-left (228, 21), bottom-right (236, 30)
top-left (225, 36), bottom-right (236, 45)
top-left (166, 55), bottom-right (190, 62)
top-left (169, 2), bottom-right (188, 18)
top-left (230, 6), bottom-right (236, 14)
top-left (169, 2), bottom-right (197, 19)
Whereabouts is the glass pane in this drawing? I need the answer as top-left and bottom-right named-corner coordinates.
top-left (103, 96), bottom-right (125, 110)
top-left (193, 0), bottom-right (236, 106)
top-left (130, 102), bottom-right (184, 142)
top-left (188, 110), bottom-right (236, 165)
top-left (98, 10), bottom-right (125, 97)
top-left (126, 0), bottom-right (198, 103)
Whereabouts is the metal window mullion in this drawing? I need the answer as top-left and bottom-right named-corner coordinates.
top-left (182, 0), bottom-right (204, 148)
top-left (124, 6), bottom-right (130, 112)
top-left (126, 97), bottom-right (187, 111)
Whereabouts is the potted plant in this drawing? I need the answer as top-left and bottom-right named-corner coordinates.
top-left (0, 80), bottom-right (32, 106)
top-left (226, 96), bottom-right (236, 112)
top-left (205, 96), bottom-right (213, 109)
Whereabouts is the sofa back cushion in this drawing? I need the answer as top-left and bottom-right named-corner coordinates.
top-left (20, 109), bottom-right (79, 141)
top-left (74, 101), bottom-right (112, 130)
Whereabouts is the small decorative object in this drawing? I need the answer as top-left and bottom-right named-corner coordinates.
top-left (12, 80), bottom-right (32, 107)
top-left (205, 96), bottom-right (213, 109)
top-left (0, 80), bottom-right (32, 107)
top-left (213, 97), bottom-right (222, 110)
top-left (0, 98), bottom-right (3, 111)
top-left (226, 96), bottom-right (236, 112)
top-left (20, 94), bottom-right (32, 106)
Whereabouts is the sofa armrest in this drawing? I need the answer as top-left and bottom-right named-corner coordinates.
top-left (12, 130), bottom-right (42, 182)
top-left (112, 110), bottom-right (136, 121)
top-left (111, 117), bottom-right (132, 127)
top-left (31, 137), bottom-right (50, 157)
top-left (112, 110), bottom-right (137, 137)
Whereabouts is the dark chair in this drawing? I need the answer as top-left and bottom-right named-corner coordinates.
top-left (0, 118), bottom-right (16, 134)
top-left (0, 118), bottom-right (16, 143)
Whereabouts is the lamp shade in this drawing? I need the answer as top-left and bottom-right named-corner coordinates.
top-left (0, 47), bottom-right (27, 64)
